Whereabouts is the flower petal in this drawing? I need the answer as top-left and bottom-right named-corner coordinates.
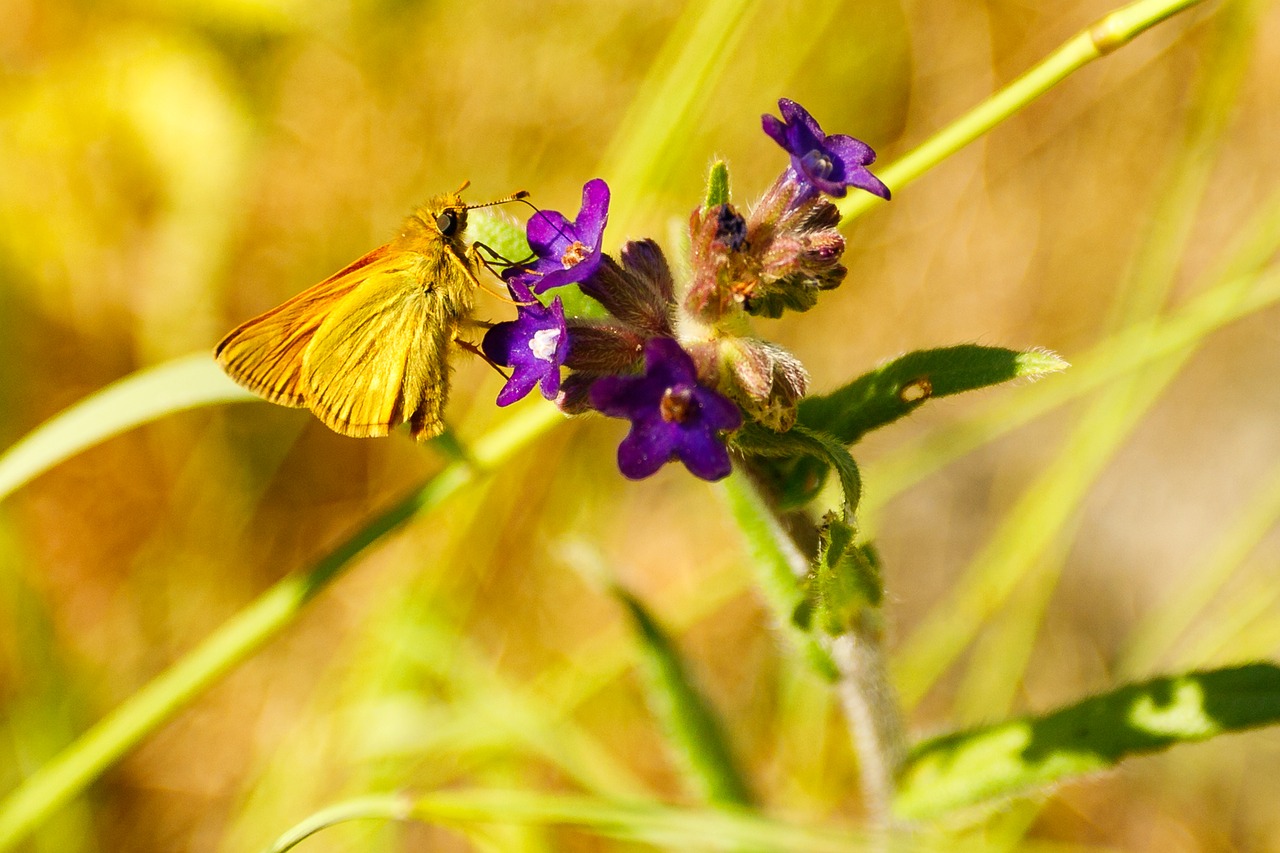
top-left (537, 362), bottom-right (563, 400)
top-left (643, 337), bottom-right (698, 386)
top-left (693, 386), bottom-right (743, 432)
top-left (481, 320), bottom-right (519, 367)
top-left (825, 133), bottom-right (876, 169)
top-left (674, 425), bottom-right (733, 481)
top-left (843, 165), bottom-right (891, 200)
top-left (616, 418), bottom-right (676, 479)
top-left (761, 113), bottom-right (788, 148)
top-left (503, 273), bottom-right (538, 302)
top-left (495, 363), bottom-right (544, 407)
top-left (590, 373), bottom-right (648, 418)
top-left (526, 209), bottom-right (575, 256)
top-left (777, 97), bottom-right (824, 140)
top-left (575, 178), bottom-right (611, 245)
top-left (534, 263), bottom-right (588, 293)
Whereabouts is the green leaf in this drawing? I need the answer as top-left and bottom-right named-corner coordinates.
top-left (614, 587), bottom-right (753, 807)
top-left (468, 208), bottom-right (531, 269)
top-left (704, 160), bottom-right (731, 207)
top-left (894, 663), bottom-right (1280, 820)
top-left (734, 422), bottom-right (861, 518)
top-left (800, 345), bottom-right (1068, 446)
top-left (766, 346), bottom-right (1066, 508)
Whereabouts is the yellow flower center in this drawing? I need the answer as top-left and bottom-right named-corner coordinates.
top-left (561, 240), bottom-right (590, 267)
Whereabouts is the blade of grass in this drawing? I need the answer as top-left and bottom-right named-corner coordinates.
top-left (0, 354), bottom-right (253, 503)
top-left (837, 0), bottom-right (1211, 225)
top-left (0, 403), bottom-right (562, 852)
top-left (597, 0), bottom-right (757, 210)
top-left (942, 0), bottom-right (1263, 723)
top-left (267, 789), bottom-right (871, 853)
top-left (613, 586), bottom-right (754, 806)
top-left (1120, 455), bottom-right (1280, 677)
top-left (894, 0), bottom-right (1267, 711)
top-left (862, 263), bottom-right (1280, 513)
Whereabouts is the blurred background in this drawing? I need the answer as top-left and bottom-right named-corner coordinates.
top-left (2, 0), bottom-right (1280, 850)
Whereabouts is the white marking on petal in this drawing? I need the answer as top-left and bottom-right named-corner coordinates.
top-left (530, 328), bottom-right (562, 362)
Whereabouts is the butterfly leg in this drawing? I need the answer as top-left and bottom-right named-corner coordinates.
top-left (453, 332), bottom-right (510, 380)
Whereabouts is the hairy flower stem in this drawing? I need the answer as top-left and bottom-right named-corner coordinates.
top-left (720, 471), bottom-right (906, 826)
top-left (827, 627), bottom-right (906, 829)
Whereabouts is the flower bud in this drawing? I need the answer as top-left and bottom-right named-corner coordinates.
top-left (719, 337), bottom-right (810, 431)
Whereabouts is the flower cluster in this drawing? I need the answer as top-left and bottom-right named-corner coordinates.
top-left (482, 99), bottom-right (888, 481)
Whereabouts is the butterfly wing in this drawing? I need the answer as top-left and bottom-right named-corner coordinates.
top-left (215, 245), bottom-right (396, 406)
top-left (299, 264), bottom-right (455, 440)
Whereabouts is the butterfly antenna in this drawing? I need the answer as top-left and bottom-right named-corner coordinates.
top-left (464, 189), bottom-right (530, 211)
top-left (463, 191), bottom-right (541, 300)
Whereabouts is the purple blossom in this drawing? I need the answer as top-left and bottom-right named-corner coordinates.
top-left (481, 278), bottom-right (568, 406)
top-left (516, 178), bottom-right (611, 294)
top-left (590, 337), bottom-right (742, 481)
top-left (762, 98), bottom-right (890, 202)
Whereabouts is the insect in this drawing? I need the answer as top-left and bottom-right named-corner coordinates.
top-left (215, 186), bottom-right (526, 440)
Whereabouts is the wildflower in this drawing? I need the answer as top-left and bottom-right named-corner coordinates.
top-left (481, 278), bottom-right (568, 406)
top-left (516, 178), bottom-right (611, 293)
top-left (591, 337), bottom-right (742, 481)
top-left (762, 98), bottom-right (890, 202)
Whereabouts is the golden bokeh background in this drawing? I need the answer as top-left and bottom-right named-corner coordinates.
top-left (3, 0), bottom-right (1280, 850)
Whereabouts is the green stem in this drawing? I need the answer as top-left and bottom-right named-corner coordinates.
top-left (718, 472), bottom-right (905, 826)
top-left (0, 405), bottom-right (561, 852)
top-left (717, 472), bottom-right (837, 681)
top-left (838, 0), bottom-right (1210, 223)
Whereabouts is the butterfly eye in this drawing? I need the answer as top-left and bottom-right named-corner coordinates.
top-left (436, 209), bottom-right (459, 236)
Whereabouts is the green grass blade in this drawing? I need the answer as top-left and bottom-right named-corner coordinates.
top-left (0, 354), bottom-right (253, 503)
top-left (838, 0), bottom-right (1210, 224)
top-left (614, 587), bottom-right (753, 807)
top-left (864, 264), bottom-right (1280, 512)
top-left (0, 403), bottom-right (562, 852)
top-left (268, 789), bottom-right (872, 853)
top-left (598, 0), bottom-right (757, 207)
top-left (1120, 455), bottom-right (1280, 677)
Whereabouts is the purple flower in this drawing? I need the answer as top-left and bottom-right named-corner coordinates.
top-left (591, 337), bottom-right (742, 481)
top-left (517, 178), bottom-right (611, 294)
top-left (482, 278), bottom-right (568, 406)
top-left (762, 98), bottom-right (890, 202)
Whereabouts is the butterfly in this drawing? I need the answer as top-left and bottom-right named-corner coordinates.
top-left (215, 187), bottom-right (525, 440)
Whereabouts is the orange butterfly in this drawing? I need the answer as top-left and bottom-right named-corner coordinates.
top-left (216, 188), bottom-right (525, 440)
